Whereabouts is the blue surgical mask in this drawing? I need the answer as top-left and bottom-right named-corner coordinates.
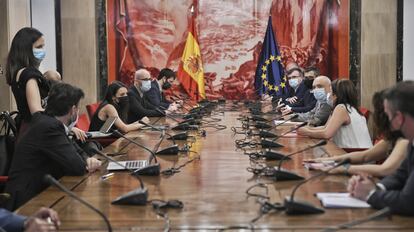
top-left (289, 78), bottom-right (299, 89)
top-left (312, 88), bottom-right (327, 102)
top-left (141, 80), bottom-right (151, 92)
top-left (33, 48), bottom-right (46, 61)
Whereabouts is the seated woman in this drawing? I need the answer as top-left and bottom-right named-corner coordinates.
top-left (304, 90), bottom-right (409, 177)
top-left (89, 81), bottom-right (149, 133)
top-left (297, 79), bottom-right (372, 148)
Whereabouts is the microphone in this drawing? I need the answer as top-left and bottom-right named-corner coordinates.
top-left (260, 121), bottom-right (306, 149)
top-left (274, 114), bottom-right (299, 126)
top-left (273, 140), bottom-right (328, 181)
top-left (155, 108), bottom-right (199, 130)
top-left (87, 148), bottom-right (148, 205)
top-left (284, 158), bottom-right (351, 215)
top-left (43, 174), bottom-right (113, 231)
top-left (322, 207), bottom-right (391, 231)
top-left (111, 130), bottom-right (160, 175)
top-left (138, 120), bottom-right (180, 155)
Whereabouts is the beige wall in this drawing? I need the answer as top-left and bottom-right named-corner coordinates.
top-left (0, 0), bottom-right (31, 112)
top-left (361, 0), bottom-right (398, 111)
top-left (61, 0), bottom-right (98, 113)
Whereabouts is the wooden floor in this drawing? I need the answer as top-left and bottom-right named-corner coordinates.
top-left (16, 103), bottom-right (414, 231)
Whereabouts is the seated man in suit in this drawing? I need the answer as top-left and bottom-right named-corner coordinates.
top-left (280, 67), bottom-right (316, 114)
top-left (128, 69), bottom-right (166, 123)
top-left (295, 75), bottom-right (333, 126)
top-left (1, 207), bottom-right (60, 232)
top-left (348, 81), bottom-right (414, 215)
top-left (5, 83), bottom-right (101, 210)
top-left (144, 68), bottom-right (179, 111)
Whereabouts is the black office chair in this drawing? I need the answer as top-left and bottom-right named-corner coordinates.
top-left (0, 111), bottom-right (18, 193)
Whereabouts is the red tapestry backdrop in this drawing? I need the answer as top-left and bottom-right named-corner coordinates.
top-left (106, 0), bottom-right (349, 100)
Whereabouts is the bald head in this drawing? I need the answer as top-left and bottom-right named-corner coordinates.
top-left (135, 69), bottom-right (151, 80)
top-left (44, 70), bottom-right (62, 82)
top-left (313, 76), bottom-right (331, 93)
top-left (134, 68), bottom-right (152, 89)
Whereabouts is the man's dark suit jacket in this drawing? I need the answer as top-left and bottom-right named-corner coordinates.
top-left (368, 144), bottom-right (414, 215)
top-left (144, 80), bottom-right (171, 109)
top-left (5, 112), bottom-right (87, 210)
top-left (0, 208), bottom-right (25, 232)
top-left (285, 81), bottom-right (316, 113)
top-left (127, 86), bottom-right (164, 123)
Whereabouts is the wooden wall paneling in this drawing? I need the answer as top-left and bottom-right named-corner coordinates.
top-left (61, 0), bottom-right (98, 113)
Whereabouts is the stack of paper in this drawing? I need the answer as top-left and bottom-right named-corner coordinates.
top-left (316, 192), bottom-right (371, 208)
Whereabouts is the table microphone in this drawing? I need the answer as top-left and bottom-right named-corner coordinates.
top-left (260, 121), bottom-right (306, 150)
top-left (284, 158), bottom-right (351, 215)
top-left (111, 130), bottom-right (160, 176)
top-left (254, 113), bottom-right (298, 130)
top-left (85, 148), bottom-right (149, 205)
top-left (138, 120), bottom-right (180, 155)
top-left (155, 108), bottom-right (199, 130)
top-left (43, 174), bottom-right (113, 231)
top-left (322, 207), bottom-right (391, 231)
top-left (273, 140), bottom-right (328, 181)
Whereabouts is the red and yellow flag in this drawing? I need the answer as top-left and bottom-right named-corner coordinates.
top-left (177, 5), bottom-right (205, 100)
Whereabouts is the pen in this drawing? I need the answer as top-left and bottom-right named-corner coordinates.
top-left (101, 172), bottom-right (114, 180)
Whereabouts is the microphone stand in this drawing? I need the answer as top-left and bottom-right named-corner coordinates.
top-left (272, 140), bottom-right (328, 181)
top-left (139, 120), bottom-right (181, 155)
top-left (44, 174), bottom-right (113, 231)
top-left (284, 158), bottom-right (351, 215)
top-left (111, 130), bottom-right (161, 175)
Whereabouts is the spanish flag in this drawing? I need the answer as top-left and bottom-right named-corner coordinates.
top-left (177, 4), bottom-right (205, 100)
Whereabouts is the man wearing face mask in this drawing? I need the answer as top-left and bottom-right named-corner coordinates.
top-left (295, 76), bottom-right (333, 126)
top-left (4, 83), bottom-right (101, 211)
top-left (303, 66), bottom-right (320, 89)
top-left (144, 68), bottom-right (179, 111)
top-left (280, 67), bottom-right (316, 114)
top-left (127, 69), bottom-right (165, 123)
top-left (348, 81), bottom-right (414, 216)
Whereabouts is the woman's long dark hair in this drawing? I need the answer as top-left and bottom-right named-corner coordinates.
top-left (6, 27), bottom-right (43, 85)
top-left (372, 89), bottom-right (402, 143)
top-left (331, 79), bottom-right (362, 115)
top-left (102, 81), bottom-right (129, 122)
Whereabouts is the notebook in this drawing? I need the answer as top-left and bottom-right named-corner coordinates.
top-left (86, 117), bottom-right (117, 138)
top-left (107, 160), bottom-right (149, 171)
top-left (316, 192), bottom-right (371, 208)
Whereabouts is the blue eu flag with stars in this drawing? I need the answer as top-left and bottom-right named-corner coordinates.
top-left (254, 16), bottom-right (288, 98)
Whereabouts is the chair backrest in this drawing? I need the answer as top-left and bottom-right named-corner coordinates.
top-left (75, 113), bottom-right (90, 132)
top-left (359, 107), bottom-right (370, 122)
top-left (0, 111), bottom-right (18, 177)
top-left (86, 102), bottom-right (101, 120)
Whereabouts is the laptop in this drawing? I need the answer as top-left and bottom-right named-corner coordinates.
top-left (107, 160), bottom-right (149, 171)
top-left (86, 116), bottom-right (117, 138)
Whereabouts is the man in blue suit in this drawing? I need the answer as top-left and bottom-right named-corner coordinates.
top-left (0, 207), bottom-right (59, 231)
top-left (280, 67), bottom-right (316, 114)
top-left (144, 68), bottom-right (179, 111)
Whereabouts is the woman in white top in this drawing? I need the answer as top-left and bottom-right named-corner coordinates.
top-left (304, 89), bottom-right (408, 177)
top-left (298, 79), bottom-right (372, 148)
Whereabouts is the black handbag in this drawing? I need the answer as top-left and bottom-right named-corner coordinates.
top-left (0, 111), bottom-right (18, 176)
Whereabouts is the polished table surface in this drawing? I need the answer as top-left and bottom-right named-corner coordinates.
top-left (16, 103), bottom-right (414, 231)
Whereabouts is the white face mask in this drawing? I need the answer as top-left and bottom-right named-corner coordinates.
top-left (141, 80), bottom-right (151, 92)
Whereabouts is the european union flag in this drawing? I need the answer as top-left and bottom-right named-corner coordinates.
top-left (254, 16), bottom-right (288, 98)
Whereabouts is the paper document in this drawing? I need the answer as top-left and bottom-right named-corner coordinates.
top-left (316, 192), bottom-right (371, 208)
top-left (273, 120), bottom-right (304, 126)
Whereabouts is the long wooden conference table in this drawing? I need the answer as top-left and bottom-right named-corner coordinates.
top-left (16, 102), bottom-right (414, 231)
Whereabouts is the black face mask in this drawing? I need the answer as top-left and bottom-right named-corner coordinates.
top-left (304, 78), bottom-right (314, 89)
top-left (162, 82), bottom-right (172, 90)
top-left (117, 96), bottom-right (129, 108)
